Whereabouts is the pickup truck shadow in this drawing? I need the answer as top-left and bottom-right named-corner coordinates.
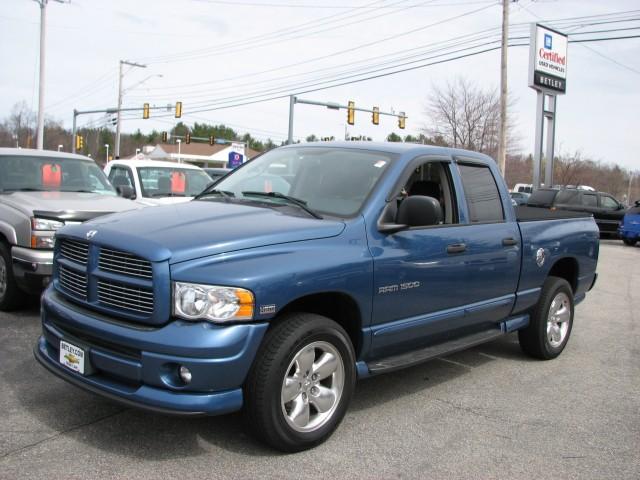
top-left (10, 333), bottom-right (533, 459)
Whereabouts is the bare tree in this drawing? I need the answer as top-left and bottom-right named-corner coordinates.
top-left (5, 101), bottom-right (36, 148)
top-left (423, 77), bottom-right (518, 158)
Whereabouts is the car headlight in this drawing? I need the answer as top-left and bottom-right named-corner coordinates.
top-left (173, 282), bottom-right (254, 323)
top-left (31, 217), bottom-right (64, 249)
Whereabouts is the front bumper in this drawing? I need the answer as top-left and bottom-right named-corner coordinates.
top-left (12, 246), bottom-right (53, 293)
top-left (35, 287), bottom-right (269, 415)
top-left (618, 226), bottom-right (640, 239)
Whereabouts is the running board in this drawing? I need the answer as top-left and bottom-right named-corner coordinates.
top-left (367, 328), bottom-right (505, 374)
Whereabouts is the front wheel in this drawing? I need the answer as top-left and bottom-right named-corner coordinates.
top-left (244, 313), bottom-right (356, 452)
top-left (0, 242), bottom-right (25, 311)
top-left (622, 237), bottom-right (637, 246)
top-left (519, 276), bottom-right (574, 360)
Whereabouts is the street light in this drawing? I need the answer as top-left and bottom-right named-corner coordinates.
top-left (105, 144), bottom-right (110, 163)
top-left (57, 144), bottom-right (63, 151)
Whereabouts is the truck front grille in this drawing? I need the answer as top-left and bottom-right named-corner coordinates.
top-left (99, 248), bottom-right (152, 279)
top-left (59, 239), bottom-right (89, 265)
top-left (58, 265), bottom-right (87, 300)
top-left (98, 280), bottom-right (154, 315)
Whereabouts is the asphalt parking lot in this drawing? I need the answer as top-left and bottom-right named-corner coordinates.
top-left (1, 240), bottom-right (638, 479)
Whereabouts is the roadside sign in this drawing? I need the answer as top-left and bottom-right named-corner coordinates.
top-left (229, 152), bottom-right (244, 168)
top-left (528, 23), bottom-right (568, 94)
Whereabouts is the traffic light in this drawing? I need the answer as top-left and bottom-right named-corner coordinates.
top-left (347, 101), bottom-right (355, 125)
top-left (398, 112), bottom-right (406, 129)
top-left (185, 132), bottom-right (191, 144)
top-left (161, 131), bottom-right (168, 142)
top-left (372, 106), bottom-right (379, 125)
top-left (111, 116), bottom-right (117, 126)
top-left (175, 101), bottom-right (182, 118)
top-left (143, 103), bottom-right (150, 119)
top-left (75, 134), bottom-right (84, 150)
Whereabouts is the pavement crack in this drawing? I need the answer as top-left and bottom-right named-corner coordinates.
top-left (0, 408), bottom-right (127, 460)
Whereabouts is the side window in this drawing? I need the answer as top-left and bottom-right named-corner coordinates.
top-left (458, 164), bottom-right (504, 223)
top-left (600, 195), bottom-right (619, 210)
top-left (582, 194), bottom-right (597, 207)
top-left (555, 190), bottom-right (581, 205)
top-left (108, 166), bottom-right (134, 189)
top-left (401, 161), bottom-right (457, 225)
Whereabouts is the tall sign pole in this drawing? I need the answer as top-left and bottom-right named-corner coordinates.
top-left (528, 23), bottom-right (568, 189)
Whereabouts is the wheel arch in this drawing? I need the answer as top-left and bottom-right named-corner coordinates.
top-left (548, 256), bottom-right (579, 293)
top-left (277, 291), bottom-right (363, 357)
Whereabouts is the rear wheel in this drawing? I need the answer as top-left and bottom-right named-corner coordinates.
top-left (622, 238), bottom-right (637, 246)
top-left (519, 276), bottom-right (574, 360)
top-left (0, 242), bottom-right (25, 311)
top-left (244, 313), bottom-right (356, 452)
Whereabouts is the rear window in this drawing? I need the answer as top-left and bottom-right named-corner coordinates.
top-left (458, 164), bottom-right (504, 223)
top-left (527, 189), bottom-right (557, 207)
top-left (555, 190), bottom-right (581, 205)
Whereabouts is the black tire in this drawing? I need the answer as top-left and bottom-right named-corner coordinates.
top-left (518, 276), bottom-right (574, 360)
top-left (0, 242), bottom-right (25, 311)
top-left (622, 238), bottom-right (637, 246)
top-left (244, 312), bottom-right (356, 452)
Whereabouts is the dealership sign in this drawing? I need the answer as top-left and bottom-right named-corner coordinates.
top-left (528, 23), bottom-right (568, 94)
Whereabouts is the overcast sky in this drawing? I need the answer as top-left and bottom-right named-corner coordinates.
top-left (1, 0), bottom-right (638, 169)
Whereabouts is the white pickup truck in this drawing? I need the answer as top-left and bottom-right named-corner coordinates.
top-left (104, 159), bottom-right (212, 206)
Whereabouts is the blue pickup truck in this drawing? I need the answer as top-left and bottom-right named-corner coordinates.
top-left (35, 142), bottom-right (599, 451)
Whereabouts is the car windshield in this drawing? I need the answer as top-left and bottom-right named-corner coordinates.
top-left (204, 147), bottom-right (396, 217)
top-left (137, 167), bottom-right (211, 198)
top-left (0, 155), bottom-right (116, 195)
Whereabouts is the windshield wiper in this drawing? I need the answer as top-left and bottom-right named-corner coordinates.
top-left (241, 191), bottom-right (322, 219)
top-left (194, 189), bottom-right (236, 200)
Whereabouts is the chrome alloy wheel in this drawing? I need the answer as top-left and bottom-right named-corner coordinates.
top-left (547, 292), bottom-right (571, 348)
top-left (281, 341), bottom-right (345, 433)
top-left (0, 254), bottom-right (7, 299)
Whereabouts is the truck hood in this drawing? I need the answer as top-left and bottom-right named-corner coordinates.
top-left (1, 191), bottom-right (140, 218)
top-left (59, 200), bottom-right (346, 264)
top-left (135, 196), bottom-right (194, 207)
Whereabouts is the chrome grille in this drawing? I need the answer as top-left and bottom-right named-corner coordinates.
top-left (99, 248), bottom-right (153, 279)
top-left (59, 239), bottom-right (89, 264)
top-left (97, 280), bottom-right (154, 314)
top-left (58, 266), bottom-right (87, 299)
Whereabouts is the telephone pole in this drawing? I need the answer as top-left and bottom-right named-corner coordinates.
top-left (114, 59), bottom-right (146, 159)
top-left (498, 0), bottom-right (514, 176)
top-left (33, 0), bottom-right (67, 150)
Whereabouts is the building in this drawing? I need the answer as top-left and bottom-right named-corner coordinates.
top-left (146, 143), bottom-right (260, 167)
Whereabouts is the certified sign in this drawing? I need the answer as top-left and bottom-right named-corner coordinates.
top-left (528, 23), bottom-right (568, 94)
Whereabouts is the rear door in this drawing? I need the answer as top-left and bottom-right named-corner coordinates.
top-left (597, 194), bottom-right (625, 233)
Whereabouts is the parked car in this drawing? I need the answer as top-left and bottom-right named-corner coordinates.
top-left (35, 142), bottom-right (599, 452)
top-left (104, 159), bottom-right (212, 206)
top-left (0, 148), bottom-right (141, 310)
top-left (526, 187), bottom-right (625, 236)
top-left (203, 167), bottom-right (231, 182)
top-left (618, 201), bottom-right (640, 246)
top-left (510, 191), bottom-right (530, 205)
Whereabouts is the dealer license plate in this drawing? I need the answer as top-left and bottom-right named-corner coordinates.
top-left (59, 340), bottom-right (85, 374)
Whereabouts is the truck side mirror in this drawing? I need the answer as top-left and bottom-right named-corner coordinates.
top-left (397, 196), bottom-right (442, 227)
top-left (116, 185), bottom-right (135, 200)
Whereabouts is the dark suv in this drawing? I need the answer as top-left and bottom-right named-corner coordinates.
top-left (527, 188), bottom-right (625, 236)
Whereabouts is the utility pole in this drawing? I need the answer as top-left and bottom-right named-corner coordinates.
top-left (498, 0), bottom-right (514, 176)
top-left (33, 0), bottom-right (66, 150)
top-left (115, 59), bottom-right (146, 159)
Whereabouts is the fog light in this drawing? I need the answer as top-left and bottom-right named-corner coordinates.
top-left (179, 365), bottom-right (192, 384)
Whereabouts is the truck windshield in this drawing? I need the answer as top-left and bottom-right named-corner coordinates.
top-left (137, 167), bottom-right (212, 198)
top-left (0, 155), bottom-right (116, 195)
top-left (205, 147), bottom-right (396, 217)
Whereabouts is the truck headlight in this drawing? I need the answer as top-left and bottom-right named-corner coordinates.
top-left (173, 282), bottom-right (254, 323)
top-left (31, 217), bottom-right (64, 249)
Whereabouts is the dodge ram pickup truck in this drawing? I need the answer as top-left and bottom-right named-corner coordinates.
top-left (0, 148), bottom-right (140, 310)
top-left (34, 142), bottom-right (599, 452)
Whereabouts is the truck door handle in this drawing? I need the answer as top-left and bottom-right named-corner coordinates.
top-left (502, 237), bottom-right (518, 246)
top-left (446, 243), bottom-right (466, 254)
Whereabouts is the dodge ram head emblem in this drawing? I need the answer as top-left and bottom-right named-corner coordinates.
top-left (86, 230), bottom-right (97, 240)
top-left (535, 248), bottom-right (546, 267)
